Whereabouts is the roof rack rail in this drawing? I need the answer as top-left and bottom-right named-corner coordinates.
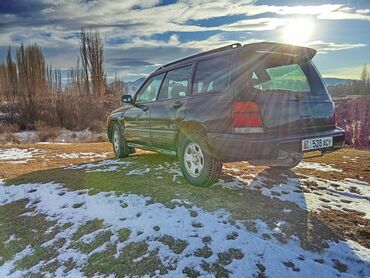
top-left (156, 43), bottom-right (241, 71)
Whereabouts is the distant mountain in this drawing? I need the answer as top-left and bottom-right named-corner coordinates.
top-left (125, 77), bottom-right (146, 96)
top-left (323, 78), bottom-right (355, 87)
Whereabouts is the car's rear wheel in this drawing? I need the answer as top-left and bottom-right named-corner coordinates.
top-left (179, 132), bottom-right (222, 187)
top-left (112, 124), bottom-right (133, 158)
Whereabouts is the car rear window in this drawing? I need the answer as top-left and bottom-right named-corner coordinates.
top-left (192, 55), bottom-right (231, 95)
top-left (252, 63), bottom-right (310, 93)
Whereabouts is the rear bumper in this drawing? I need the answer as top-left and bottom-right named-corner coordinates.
top-left (207, 127), bottom-right (345, 162)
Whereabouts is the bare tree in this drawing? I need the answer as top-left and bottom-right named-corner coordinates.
top-left (80, 27), bottom-right (90, 96)
top-left (80, 28), bottom-right (105, 98)
top-left (107, 73), bottom-right (126, 95)
top-left (0, 63), bottom-right (8, 97)
top-left (86, 28), bottom-right (105, 99)
top-left (15, 43), bottom-right (48, 127)
top-left (0, 32), bottom-right (120, 132)
top-left (6, 46), bottom-right (18, 97)
top-left (361, 64), bottom-right (369, 94)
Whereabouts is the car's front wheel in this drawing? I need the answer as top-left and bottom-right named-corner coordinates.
top-left (112, 124), bottom-right (133, 158)
top-left (179, 132), bottom-right (222, 187)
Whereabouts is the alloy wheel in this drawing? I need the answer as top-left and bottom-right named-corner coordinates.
top-left (184, 143), bottom-right (205, 177)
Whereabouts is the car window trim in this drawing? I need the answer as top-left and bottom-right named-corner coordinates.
top-left (155, 63), bottom-right (194, 102)
top-left (190, 54), bottom-right (232, 96)
top-left (134, 72), bottom-right (166, 104)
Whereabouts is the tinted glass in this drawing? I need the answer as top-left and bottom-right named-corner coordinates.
top-left (135, 74), bottom-right (165, 103)
top-left (192, 55), bottom-right (231, 95)
top-left (252, 64), bottom-right (310, 93)
top-left (158, 66), bottom-right (192, 101)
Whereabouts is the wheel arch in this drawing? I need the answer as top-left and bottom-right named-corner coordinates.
top-left (175, 121), bottom-right (208, 153)
top-left (107, 118), bottom-right (124, 143)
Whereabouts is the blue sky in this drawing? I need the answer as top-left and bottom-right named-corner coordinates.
top-left (0, 0), bottom-right (369, 81)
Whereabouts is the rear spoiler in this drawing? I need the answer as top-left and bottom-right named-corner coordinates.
top-left (242, 42), bottom-right (317, 61)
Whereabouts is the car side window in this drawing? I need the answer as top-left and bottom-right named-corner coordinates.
top-left (192, 55), bottom-right (231, 95)
top-left (135, 73), bottom-right (165, 104)
top-left (158, 66), bottom-right (192, 101)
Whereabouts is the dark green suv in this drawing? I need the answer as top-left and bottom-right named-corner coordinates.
top-left (107, 42), bottom-right (345, 186)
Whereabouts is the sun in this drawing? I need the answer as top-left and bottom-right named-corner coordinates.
top-left (282, 18), bottom-right (314, 46)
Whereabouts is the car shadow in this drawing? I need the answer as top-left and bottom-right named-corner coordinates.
top-left (216, 167), bottom-right (344, 251)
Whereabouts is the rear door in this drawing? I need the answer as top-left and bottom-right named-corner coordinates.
top-left (125, 73), bottom-right (165, 145)
top-left (241, 56), bottom-right (335, 134)
top-left (186, 55), bottom-right (234, 133)
top-left (150, 65), bottom-right (192, 149)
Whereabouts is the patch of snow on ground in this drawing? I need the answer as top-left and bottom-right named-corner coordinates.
top-left (218, 172), bottom-right (370, 219)
top-left (0, 245), bottom-right (34, 278)
top-left (36, 142), bottom-right (71, 145)
top-left (223, 166), bottom-right (241, 172)
top-left (56, 152), bottom-right (110, 160)
top-left (296, 161), bottom-right (342, 172)
top-left (154, 162), bottom-right (183, 181)
top-left (262, 176), bottom-right (370, 219)
top-left (127, 167), bottom-right (151, 175)
top-left (65, 159), bottom-right (132, 172)
top-left (4, 234), bottom-right (16, 245)
top-left (0, 148), bottom-right (44, 163)
top-left (0, 181), bottom-right (369, 277)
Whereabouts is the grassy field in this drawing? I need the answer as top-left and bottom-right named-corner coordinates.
top-left (0, 143), bottom-right (369, 277)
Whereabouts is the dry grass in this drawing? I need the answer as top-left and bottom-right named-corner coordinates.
top-left (0, 142), bottom-right (113, 180)
top-left (296, 147), bottom-right (370, 183)
top-left (1, 143), bottom-right (368, 182)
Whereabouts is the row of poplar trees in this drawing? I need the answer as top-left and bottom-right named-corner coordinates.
top-left (0, 28), bottom-right (106, 101)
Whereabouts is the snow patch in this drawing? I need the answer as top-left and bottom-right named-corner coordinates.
top-left (56, 152), bottom-right (110, 160)
top-left (218, 172), bottom-right (370, 219)
top-left (65, 159), bottom-right (132, 172)
top-left (0, 148), bottom-right (44, 163)
top-left (0, 181), bottom-right (369, 277)
top-left (296, 162), bottom-right (342, 172)
top-left (127, 167), bottom-right (151, 175)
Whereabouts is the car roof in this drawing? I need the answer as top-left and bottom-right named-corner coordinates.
top-left (151, 41), bottom-right (317, 77)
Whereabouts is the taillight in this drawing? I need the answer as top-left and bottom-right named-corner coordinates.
top-left (232, 101), bottom-right (263, 133)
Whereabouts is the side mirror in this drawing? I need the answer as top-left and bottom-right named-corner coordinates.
top-left (121, 94), bottom-right (133, 104)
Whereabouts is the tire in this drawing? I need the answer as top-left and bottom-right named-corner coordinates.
top-left (178, 132), bottom-right (222, 187)
top-left (112, 124), bottom-right (133, 158)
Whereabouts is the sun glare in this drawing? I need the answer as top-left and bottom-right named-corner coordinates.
top-left (283, 18), bottom-right (314, 46)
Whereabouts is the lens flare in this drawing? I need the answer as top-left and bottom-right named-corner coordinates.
top-left (283, 18), bottom-right (314, 45)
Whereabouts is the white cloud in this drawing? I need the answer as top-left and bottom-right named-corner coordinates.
top-left (217, 18), bottom-right (287, 32)
top-left (1, 2), bottom-right (368, 40)
top-left (318, 7), bottom-right (370, 21)
top-left (109, 33), bottom-right (259, 52)
top-left (0, 0), bottom-right (369, 79)
top-left (357, 9), bottom-right (370, 15)
top-left (1, 1), bottom-right (369, 50)
top-left (307, 41), bottom-right (367, 54)
top-left (242, 4), bottom-right (342, 16)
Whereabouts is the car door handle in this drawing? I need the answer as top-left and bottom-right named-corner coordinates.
top-left (173, 102), bottom-right (183, 109)
top-left (137, 104), bottom-right (149, 111)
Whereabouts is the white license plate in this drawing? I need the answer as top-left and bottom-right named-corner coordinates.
top-left (302, 136), bottom-right (333, 151)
